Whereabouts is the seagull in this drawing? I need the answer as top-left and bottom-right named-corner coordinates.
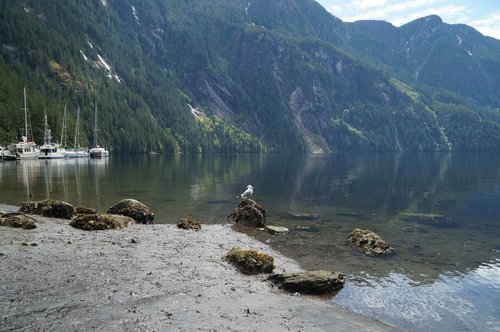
top-left (238, 185), bottom-right (254, 198)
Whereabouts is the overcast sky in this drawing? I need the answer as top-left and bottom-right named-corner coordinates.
top-left (315, 0), bottom-right (500, 40)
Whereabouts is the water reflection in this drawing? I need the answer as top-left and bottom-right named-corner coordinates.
top-left (334, 259), bottom-right (500, 331)
top-left (0, 153), bottom-right (499, 330)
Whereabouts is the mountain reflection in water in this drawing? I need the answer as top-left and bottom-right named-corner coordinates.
top-left (1, 153), bottom-right (499, 330)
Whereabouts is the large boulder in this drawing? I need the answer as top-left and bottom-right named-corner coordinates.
top-left (107, 199), bottom-right (154, 224)
top-left (227, 199), bottom-right (266, 227)
top-left (347, 228), bottom-right (393, 256)
top-left (19, 199), bottom-right (74, 219)
top-left (268, 270), bottom-right (345, 295)
top-left (70, 213), bottom-right (134, 231)
top-left (223, 247), bottom-right (275, 275)
top-left (177, 217), bottom-right (202, 230)
top-left (0, 213), bottom-right (36, 229)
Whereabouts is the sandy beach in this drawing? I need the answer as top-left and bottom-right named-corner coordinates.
top-left (0, 204), bottom-right (397, 331)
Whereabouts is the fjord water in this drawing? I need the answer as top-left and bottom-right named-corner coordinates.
top-left (1, 153), bottom-right (499, 331)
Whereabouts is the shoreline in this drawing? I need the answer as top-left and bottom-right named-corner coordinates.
top-left (0, 204), bottom-right (397, 331)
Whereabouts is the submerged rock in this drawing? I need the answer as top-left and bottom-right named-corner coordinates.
top-left (0, 213), bottom-right (36, 229)
top-left (399, 213), bottom-right (458, 227)
top-left (223, 247), bottom-right (275, 275)
top-left (268, 270), bottom-right (344, 295)
top-left (107, 199), bottom-right (154, 224)
top-left (19, 199), bottom-right (74, 219)
top-left (279, 211), bottom-right (319, 220)
top-left (293, 225), bottom-right (320, 233)
top-left (347, 228), bottom-right (393, 256)
top-left (227, 199), bottom-right (266, 227)
top-left (177, 217), bottom-right (202, 230)
top-left (265, 225), bottom-right (289, 235)
top-left (70, 213), bottom-right (134, 231)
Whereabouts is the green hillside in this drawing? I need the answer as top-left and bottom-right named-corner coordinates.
top-left (0, 0), bottom-right (498, 153)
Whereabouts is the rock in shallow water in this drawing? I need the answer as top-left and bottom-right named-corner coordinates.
top-left (227, 199), bottom-right (266, 227)
top-left (399, 213), bottom-right (458, 227)
top-left (107, 199), bottom-right (154, 224)
top-left (223, 247), bottom-right (275, 275)
top-left (268, 270), bottom-right (344, 295)
top-left (265, 225), bottom-right (289, 235)
top-left (347, 228), bottom-right (393, 256)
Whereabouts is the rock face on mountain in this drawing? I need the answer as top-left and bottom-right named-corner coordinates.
top-left (0, 0), bottom-right (498, 153)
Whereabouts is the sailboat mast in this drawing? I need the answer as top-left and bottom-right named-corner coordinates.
top-left (23, 87), bottom-right (28, 141)
top-left (74, 107), bottom-right (80, 148)
top-left (60, 105), bottom-right (67, 147)
top-left (94, 100), bottom-right (98, 147)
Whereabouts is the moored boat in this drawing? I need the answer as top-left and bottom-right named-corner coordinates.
top-left (38, 112), bottom-right (65, 159)
top-left (8, 88), bottom-right (40, 160)
top-left (89, 101), bottom-right (109, 158)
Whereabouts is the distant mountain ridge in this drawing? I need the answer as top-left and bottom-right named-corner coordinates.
top-left (0, 0), bottom-right (498, 153)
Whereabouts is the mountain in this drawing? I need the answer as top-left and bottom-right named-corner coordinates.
top-left (0, 0), bottom-right (499, 153)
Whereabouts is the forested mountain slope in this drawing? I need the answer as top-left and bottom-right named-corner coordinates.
top-left (0, 0), bottom-right (498, 152)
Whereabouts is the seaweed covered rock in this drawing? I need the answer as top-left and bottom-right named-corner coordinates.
top-left (70, 213), bottom-right (134, 231)
top-left (223, 247), bottom-right (275, 275)
top-left (107, 199), bottom-right (154, 224)
top-left (0, 213), bottom-right (36, 229)
top-left (19, 199), bottom-right (74, 219)
top-left (227, 199), bottom-right (266, 227)
top-left (347, 228), bottom-right (393, 256)
top-left (177, 217), bottom-right (202, 230)
top-left (75, 205), bottom-right (97, 215)
top-left (268, 270), bottom-right (344, 295)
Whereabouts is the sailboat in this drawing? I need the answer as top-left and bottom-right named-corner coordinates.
top-left (89, 101), bottom-right (109, 158)
top-left (38, 110), bottom-right (65, 159)
top-left (9, 88), bottom-right (40, 160)
top-left (66, 107), bottom-right (89, 158)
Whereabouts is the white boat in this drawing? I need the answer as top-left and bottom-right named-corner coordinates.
top-left (1, 144), bottom-right (17, 161)
top-left (89, 146), bottom-right (109, 158)
top-left (89, 101), bottom-right (109, 158)
top-left (9, 88), bottom-right (40, 160)
top-left (38, 111), bottom-right (65, 159)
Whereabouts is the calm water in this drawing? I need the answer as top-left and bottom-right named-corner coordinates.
top-left (1, 153), bottom-right (499, 331)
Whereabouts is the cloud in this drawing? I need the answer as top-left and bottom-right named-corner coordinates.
top-left (344, 0), bottom-right (448, 22)
top-left (468, 11), bottom-right (500, 40)
top-left (327, 5), bottom-right (344, 15)
top-left (350, 0), bottom-right (388, 10)
top-left (391, 4), bottom-right (469, 26)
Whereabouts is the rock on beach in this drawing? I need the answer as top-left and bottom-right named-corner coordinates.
top-left (19, 199), bottom-right (74, 219)
top-left (107, 199), bottom-right (154, 224)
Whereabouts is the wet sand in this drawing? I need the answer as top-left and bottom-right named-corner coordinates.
top-left (0, 204), bottom-right (397, 331)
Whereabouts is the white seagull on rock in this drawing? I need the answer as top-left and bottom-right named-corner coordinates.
top-left (239, 185), bottom-right (254, 198)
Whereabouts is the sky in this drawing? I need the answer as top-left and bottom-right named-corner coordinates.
top-left (315, 0), bottom-right (500, 40)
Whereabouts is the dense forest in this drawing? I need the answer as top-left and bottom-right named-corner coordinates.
top-left (0, 0), bottom-right (498, 153)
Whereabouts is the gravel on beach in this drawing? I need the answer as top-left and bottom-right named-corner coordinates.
top-left (0, 204), bottom-right (397, 331)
